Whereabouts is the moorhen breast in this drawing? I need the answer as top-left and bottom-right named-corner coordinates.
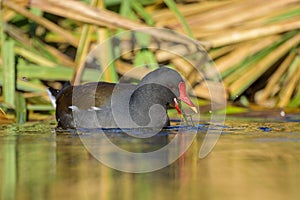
top-left (48, 67), bottom-right (197, 129)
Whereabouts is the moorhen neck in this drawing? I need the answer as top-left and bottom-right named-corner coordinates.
top-left (48, 67), bottom-right (197, 129)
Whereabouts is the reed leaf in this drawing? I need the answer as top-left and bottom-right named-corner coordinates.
top-left (3, 0), bottom-right (79, 47)
top-left (209, 46), bottom-right (236, 60)
top-left (229, 31), bottom-right (300, 99)
top-left (27, 105), bottom-right (54, 111)
top-left (131, 1), bottom-right (154, 25)
top-left (115, 61), bottom-right (152, 80)
top-left (120, 0), bottom-right (159, 71)
top-left (151, 0), bottom-right (231, 23)
top-left (163, 0), bottom-right (193, 37)
top-left (72, 24), bottom-right (94, 84)
top-left (215, 36), bottom-right (279, 77)
top-left (133, 32), bottom-right (159, 69)
top-left (194, 0), bottom-right (298, 31)
top-left (14, 46), bottom-right (57, 67)
top-left (4, 24), bottom-right (75, 67)
top-left (266, 6), bottom-right (300, 24)
top-left (0, 74), bottom-right (46, 92)
top-left (289, 84), bottom-right (300, 107)
top-left (204, 17), bottom-right (300, 47)
top-left (16, 62), bottom-right (99, 82)
top-left (2, 39), bottom-right (16, 108)
top-left (15, 80), bottom-right (46, 92)
top-left (277, 53), bottom-right (300, 107)
top-left (258, 49), bottom-right (297, 103)
top-left (98, 1), bottom-right (118, 82)
top-left (15, 91), bottom-right (27, 124)
top-left (72, 0), bottom-right (108, 85)
top-left (224, 43), bottom-right (278, 86)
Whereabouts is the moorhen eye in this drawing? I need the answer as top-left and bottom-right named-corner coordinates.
top-left (48, 67), bottom-right (196, 129)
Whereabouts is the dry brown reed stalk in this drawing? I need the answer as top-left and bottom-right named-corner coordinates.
top-left (2, 7), bottom-right (16, 21)
top-left (155, 44), bottom-right (194, 62)
top-left (229, 32), bottom-right (300, 99)
top-left (151, 0), bottom-right (299, 38)
top-left (190, 0), bottom-right (298, 31)
top-left (171, 57), bottom-right (194, 77)
top-left (204, 17), bottom-right (300, 47)
top-left (193, 81), bottom-right (229, 102)
top-left (258, 51), bottom-right (297, 104)
top-left (4, 24), bottom-right (31, 45)
top-left (215, 36), bottom-right (280, 75)
top-left (278, 57), bottom-right (300, 107)
top-left (240, 5), bottom-right (300, 29)
top-left (44, 45), bottom-right (75, 67)
top-left (151, 0), bottom-right (232, 21)
top-left (187, 69), bottom-right (204, 89)
top-left (29, 0), bottom-right (209, 48)
top-left (0, 108), bottom-right (14, 124)
top-left (115, 61), bottom-right (152, 80)
top-left (5, 24), bottom-right (75, 67)
top-left (3, 0), bottom-right (79, 47)
top-left (152, 0), bottom-right (233, 27)
top-left (208, 46), bottom-right (236, 60)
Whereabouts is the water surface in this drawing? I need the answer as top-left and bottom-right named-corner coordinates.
top-left (1, 117), bottom-right (300, 200)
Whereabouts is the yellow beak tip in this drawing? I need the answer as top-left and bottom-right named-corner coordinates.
top-left (190, 106), bottom-right (198, 113)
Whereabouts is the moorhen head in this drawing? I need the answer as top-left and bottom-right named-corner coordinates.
top-left (48, 67), bottom-right (197, 129)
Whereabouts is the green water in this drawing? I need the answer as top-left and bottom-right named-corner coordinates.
top-left (1, 118), bottom-right (300, 200)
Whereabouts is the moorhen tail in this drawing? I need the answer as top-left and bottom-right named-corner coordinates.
top-left (48, 67), bottom-right (197, 129)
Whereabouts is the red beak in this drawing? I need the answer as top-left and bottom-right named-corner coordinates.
top-left (175, 82), bottom-right (198, 114)
top-left (174, 98), bottom-right (182, 114)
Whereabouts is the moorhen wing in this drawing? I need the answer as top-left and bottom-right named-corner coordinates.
top-left (48, 67), bottom-right (197, 129)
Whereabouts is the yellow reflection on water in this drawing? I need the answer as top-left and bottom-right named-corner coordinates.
top-left (0, 120), bottom-right (300, 200)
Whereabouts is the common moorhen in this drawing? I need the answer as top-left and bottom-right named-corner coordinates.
top-left (48, 67), bottom-right (197, 129)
